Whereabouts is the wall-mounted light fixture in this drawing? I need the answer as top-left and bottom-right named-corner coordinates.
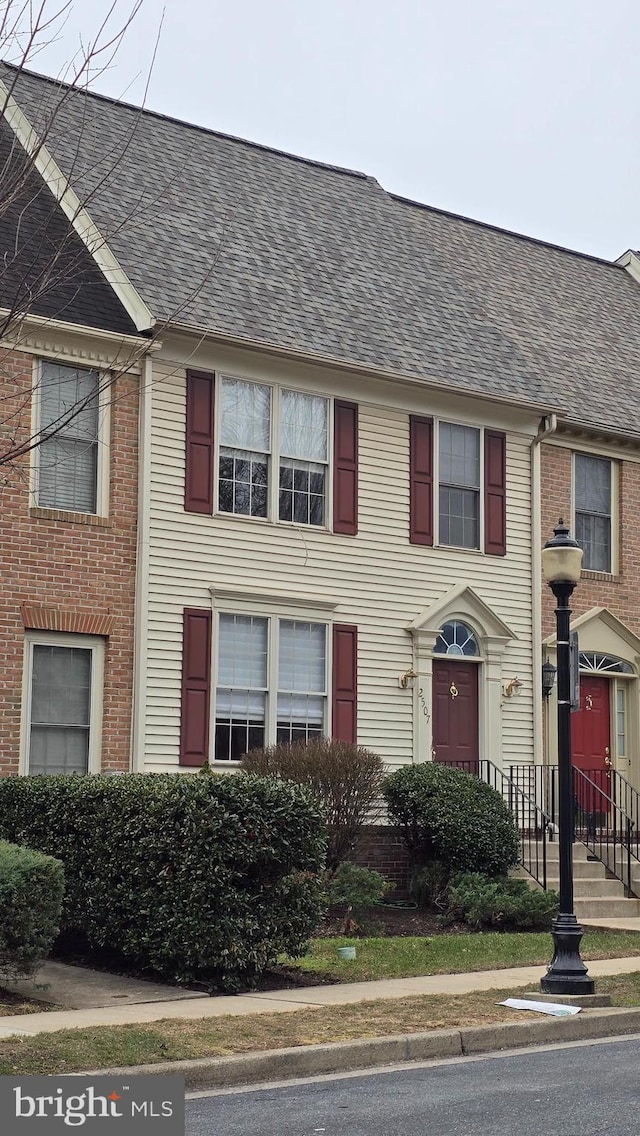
top-left (399, 667), bottom-right (417, 689)
top-left (503, 676), bottom-right (523, 698)
top-left (542, 658), bottom-right (557, 699)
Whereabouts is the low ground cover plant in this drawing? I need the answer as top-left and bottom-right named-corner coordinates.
top-left (440, 872), bottom-right (559, 930)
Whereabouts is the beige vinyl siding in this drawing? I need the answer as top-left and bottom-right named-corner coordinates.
top-left (141, 344), bottom-right (537, 773)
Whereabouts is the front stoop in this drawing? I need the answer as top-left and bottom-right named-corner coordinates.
top-left (517, 840), bottom-right (640, 919)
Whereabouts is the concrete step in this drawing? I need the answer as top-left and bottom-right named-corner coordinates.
top-left (544, 877), bottom-right (625, 898)
top-left (573, 897), bottom-right (640, 919)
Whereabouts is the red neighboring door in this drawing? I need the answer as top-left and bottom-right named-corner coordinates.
top-left (433, 660), bottom-right (479, 770)
top-left (571, 675), bottom-right (611, 812)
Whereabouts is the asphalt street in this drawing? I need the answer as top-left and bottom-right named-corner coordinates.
top-left (185, 1034), bottom-right (640, 1135)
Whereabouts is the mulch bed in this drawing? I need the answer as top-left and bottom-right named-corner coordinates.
top-left (318, 902), bottom-right (463, 938)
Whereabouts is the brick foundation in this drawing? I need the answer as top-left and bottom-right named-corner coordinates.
top-left (355, 826), bottom-right (411, 894)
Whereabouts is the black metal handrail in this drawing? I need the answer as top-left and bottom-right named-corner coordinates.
top-left (508, 762), bottom-right (640, 895)
top-left (572, 766), bottom-right (636, 897)
top-left (445, 759), bottom-right (553, 890)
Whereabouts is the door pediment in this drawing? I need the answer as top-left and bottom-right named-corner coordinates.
top-left (409, 583), bottom-right (516, 652)
top-left (544, 606), bottom-right (640, 665)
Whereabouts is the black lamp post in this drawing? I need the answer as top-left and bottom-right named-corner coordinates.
top-left (540, 519), bottom-right (594, 995)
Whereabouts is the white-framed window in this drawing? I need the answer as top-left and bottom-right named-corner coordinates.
top-left (574, 452), bottom-right (613, 572)
top-left (214, 612), bottom-right (327, 761)
top-left (21, 632), bottom-right (104, 775)
top-left (217, 375), bottom-right (329, 527)
top-left (34, 359), bottom-right (109, 515)
top-left (438, 422), bottom-right (482, 549)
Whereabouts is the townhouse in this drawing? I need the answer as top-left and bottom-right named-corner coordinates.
top-left (3, 63), bottom-right (640, 790)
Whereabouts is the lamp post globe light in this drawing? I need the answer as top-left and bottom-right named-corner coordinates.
top-left (540, 519), bottom-right (594, 995)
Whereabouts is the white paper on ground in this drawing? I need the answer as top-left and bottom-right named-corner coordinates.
top-left (498, 998), bottom-right (582, 1017)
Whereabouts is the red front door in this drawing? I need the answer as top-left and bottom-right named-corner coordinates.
top-left (571, 675), bottom-right (611, 812)
top-left (433, 660), bottom-right (479, 771)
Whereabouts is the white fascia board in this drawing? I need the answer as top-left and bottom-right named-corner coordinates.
top-left (0, 79), bottom-right (155, 334)
top-left (615, 249), bottom-right (640, 285)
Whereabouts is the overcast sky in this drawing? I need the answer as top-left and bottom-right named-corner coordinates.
top-left (23, 0), bottom-right (640, 261)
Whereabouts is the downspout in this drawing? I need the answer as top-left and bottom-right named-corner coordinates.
top-left (130, 352), bottom-right (154, 771)
top-left (531, 414), bottom-right (558, 767)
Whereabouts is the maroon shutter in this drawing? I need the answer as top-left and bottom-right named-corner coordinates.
top-left (332, 623), bottom-right (357, 743)
top-left (333, 401), bottom-right (358, 535)
top-left (179, 607), bottom-right (212, 766)
top-left (185, 370), bottom-right (215, 513)
top-left (410, 415), bottom-right (434, 545)
top-left (484, 430), bottom-right (507, 556)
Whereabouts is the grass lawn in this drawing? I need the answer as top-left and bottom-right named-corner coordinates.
top-left (283, 930), bottom-right (640, 983)
top-left (1, 970), bottom-right (640, 1077)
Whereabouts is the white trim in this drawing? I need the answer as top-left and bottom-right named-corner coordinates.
top-left (210, 607), bottom-right (330, 765)
top-left (209, 584), bottom-right (339, 612)
top-left (215, 372), bottom-right (331, 531)
top-left (167, 321), bottom-right (557, 418)
top-left (615, 249), bottom-right (640, 285)
top-left (0, 79), bottom-right (154, 334)
top-left (20, 631), bottom-right (105, 775)
top-left (571, 449), bottom-right (618, 575)
top-left (131, 353), bottom-right (153, 771)
top-left (30, 356), bottom-right (110, 518)
top-left (434, 418), bottom-right (484, 553)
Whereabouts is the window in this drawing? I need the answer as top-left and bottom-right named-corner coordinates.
top-left (214, 614), bottom-right (327, 761)
top-left (23, 634), bottom-right (103, 774)
top-left (217, 377), bottom-right (328, 526)
top-left (574, 453), bottom-right (612, 572)
top-left (438, 423), bottom-right (481, 549)
top-left (435, 620), bottom-right (480, 656)
top-left (36, 361), bottom-right (101, 513)
top-left (617, 687), bottom-right (626, 758)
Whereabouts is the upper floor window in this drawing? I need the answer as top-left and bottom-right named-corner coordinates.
top-left (218, 377), bottom-right (328, 527)
top-left (574, 453), bottom-right (612, 572)
top-left (36, 361), bottom-right (100, 514)
top-left (439, 423), bottom-right (481, 549)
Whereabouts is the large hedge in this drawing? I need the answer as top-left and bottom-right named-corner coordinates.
top-left (382, 763), bottom-right (520, 878)
top-left (0, 840), bottom-right (64, 978)
top-left (0, 773), bottom-right (326, 990)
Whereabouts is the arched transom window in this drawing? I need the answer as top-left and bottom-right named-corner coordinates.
top-left (435, 620), bottom-right (480, 657)
top-left (579, 652), bottom-right (634, 675)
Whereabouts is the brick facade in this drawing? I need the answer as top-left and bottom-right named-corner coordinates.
top-left (0, 346), bottom-right (138, 775)
top-left (541, 440), bottom-right (640, 639)
top-left (355, 826), bottom-right (411, 894)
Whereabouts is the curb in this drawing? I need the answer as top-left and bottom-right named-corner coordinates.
top-left (89, 1006), bottom-right (640, 1091)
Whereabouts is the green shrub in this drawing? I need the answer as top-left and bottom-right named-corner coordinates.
top-left (382, 763), bottom-right (520, 878)
top-left (441, 871), bottom-right (559, 930)
top-left (325, 862), bottom-right (390, 911)
top-left (0, 774), bottom-right (326, 991)
top-left (0, 840), bottom-right (64, 979)
top-left (241, 739), bottom-right (386, 870)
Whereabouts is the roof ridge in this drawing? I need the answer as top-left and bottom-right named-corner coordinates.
top-left (389, 192), bottom-right (620, 269)
top-left (0, 59), bottom-right (372, 183)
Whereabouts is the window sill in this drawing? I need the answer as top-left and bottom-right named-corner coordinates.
top-left (434, 542), bottom-right (485, 556)
top-left (29, 507), bottom-right (110, 527)
top-left (208, 510), bottom-right (331, 534)
top-left (581, 569), bottom-right (618, 582)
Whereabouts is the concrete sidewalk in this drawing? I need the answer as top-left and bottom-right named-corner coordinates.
top-left (2, 955), bottom-right (640, 1040)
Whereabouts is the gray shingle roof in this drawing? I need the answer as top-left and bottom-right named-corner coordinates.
top-left (3, 62), bottom-right (640, 436)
